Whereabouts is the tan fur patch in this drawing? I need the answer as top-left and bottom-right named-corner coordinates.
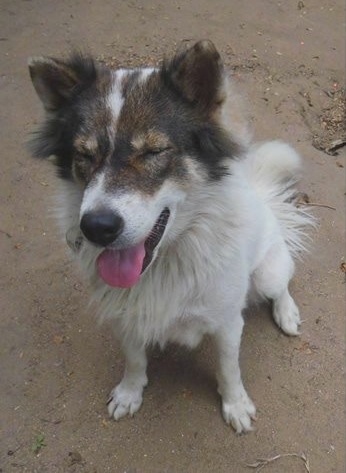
top-left (74, 135), bottom-right (98, 156)
top-left (131, 130), bottom-right (172, 153)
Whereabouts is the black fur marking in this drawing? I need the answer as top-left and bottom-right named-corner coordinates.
top-left (110, 137), bottom-right (134, 169)
top-left (63, 52), bottom-right (97, 90)
top-left (29, 52), bottom-right (98, 111)
top-left (191, 123), bottom-right (239, 180)
top-left (96, 132), bottom-right (111, 159)
top-left (121, 70), bottom-right (142, 96)
top-left (157, 48), bottom-right (241, 180)
top-left (112, 70), bottom-right (240, 184)
top-left (28, 53), bottom-right (103, 180)
top-left (28, 109), bottom-right (79, 180)
top-left (29, 44), bottom-right (241, 185)
top-left (51, 52), bottom-right (98, 106)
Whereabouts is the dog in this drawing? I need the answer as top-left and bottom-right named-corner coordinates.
top-left (28, 40), bottom-right (314, 433)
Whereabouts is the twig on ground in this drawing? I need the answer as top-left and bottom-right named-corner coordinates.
top-left (293, 193), bottom-right (336, 211)
top-left (247, 452), bottom-right (310, 472)
top-left (325, 138), bottom-right (346, 155)
top-left (0, 228), bottom-right (12, 238)
top-left (302, 202), bottom-right (336, 210)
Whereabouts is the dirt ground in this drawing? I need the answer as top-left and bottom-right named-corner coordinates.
top-left (0, 1), bottom-right (345, 472)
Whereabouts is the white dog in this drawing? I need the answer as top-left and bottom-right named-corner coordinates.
top-left (29, 40), bottom-right (314, 433)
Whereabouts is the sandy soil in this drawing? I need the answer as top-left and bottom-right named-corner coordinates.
top-left (0, 1), bottom-right (345, 472)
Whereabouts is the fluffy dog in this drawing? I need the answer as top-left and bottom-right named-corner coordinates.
top-left (28, 40), bottom-right (313, 433)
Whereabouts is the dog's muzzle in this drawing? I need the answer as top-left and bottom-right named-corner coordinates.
top-left (67, 208), bottom-right (170, 289)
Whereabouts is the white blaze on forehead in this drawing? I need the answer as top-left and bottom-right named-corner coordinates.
top-left (138, 67), bottom-right (157, 83)
top-left (107, 68), bottom-right (157, 123)
top-left (107, 71), bottom-right (126, 123)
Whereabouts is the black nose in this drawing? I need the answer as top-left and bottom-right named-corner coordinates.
top-left (80, 210), bottom-right (124, 246)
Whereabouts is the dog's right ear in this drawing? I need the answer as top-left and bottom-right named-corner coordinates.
top-left (28, 53), bottom-right (97, 111)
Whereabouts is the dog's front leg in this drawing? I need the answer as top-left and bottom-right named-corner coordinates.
top-left (214, 314), bottom-right (256, 434)
top-left (107, 341), bottom-right (148, 420)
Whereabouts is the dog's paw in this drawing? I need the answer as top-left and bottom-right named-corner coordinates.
top-left (274, 294), bottom-right (301, 336)
top-left (107, 383), bottom-right (143, 420)
top-left (222, 393), bottom-right (256, 434)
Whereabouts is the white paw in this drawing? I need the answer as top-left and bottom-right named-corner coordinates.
top-left (274, 294), bottom-right (301, 336)
top-left (107, 383), bottom-right (143, 420)
top-left (222, 393), bottom-right (256, 434)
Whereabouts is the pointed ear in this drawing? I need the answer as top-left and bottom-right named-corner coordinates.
top-left (28, 54), bottom-right (97, 111)
top-left (163, 40), bottom-right (226, 116)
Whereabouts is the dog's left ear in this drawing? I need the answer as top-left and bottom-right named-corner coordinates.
top-left (163, 40), bottom-right (226, 116)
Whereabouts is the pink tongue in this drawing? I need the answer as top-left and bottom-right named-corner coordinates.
top-left (97, 242), bottom-right (146, 288)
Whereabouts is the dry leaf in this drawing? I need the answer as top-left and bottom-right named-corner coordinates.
top-left (53, 335), bottom-right (64, 345)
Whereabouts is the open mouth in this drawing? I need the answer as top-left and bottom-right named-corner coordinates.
top-left (96, 208), bottom-right (170, 288)
top-left (142, 207), bottom-right (170, 273)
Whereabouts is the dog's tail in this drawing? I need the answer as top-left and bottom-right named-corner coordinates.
top-left (247, 140), bottom-right (316, 258)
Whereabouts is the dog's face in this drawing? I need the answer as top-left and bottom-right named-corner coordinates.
top-left (29, 41), bottom-right (239, 288)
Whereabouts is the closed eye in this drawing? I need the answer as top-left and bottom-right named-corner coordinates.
top-left (145, 146), bottom-right (172, 157)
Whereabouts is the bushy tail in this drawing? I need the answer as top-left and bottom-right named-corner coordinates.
top-left (247, 140), bottom-right (316, 258)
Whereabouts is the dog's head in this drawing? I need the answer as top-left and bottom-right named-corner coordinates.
top-left (29, 40), bottom-right (240, 288)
